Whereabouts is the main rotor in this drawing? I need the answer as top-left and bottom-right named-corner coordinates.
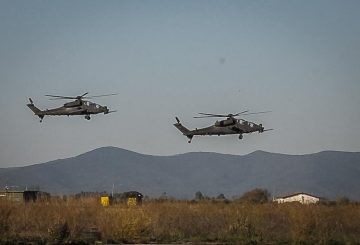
top-left (45, 92), bottom-right (117, 101)
top-left (194, 110), bottom-right (271, 119)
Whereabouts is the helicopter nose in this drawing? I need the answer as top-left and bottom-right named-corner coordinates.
top-left (259, 124), bottom-right (264, 133)
top-left (104, 106), bottom-right (109, 114)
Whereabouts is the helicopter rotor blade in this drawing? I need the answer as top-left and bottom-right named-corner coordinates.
top-left (75, 92), bottom-right (89, 100)
top-left (241, 110), bottom-right (272, 116)
top-left (195, 112), bottom-right (231, 118)
top-left (45, 92), bottom-right (116, 100)
top-left (233, 110), bottom-right (249, 116)
top-left (198, 112), bottom-right (238, 117)
top-left (45, 95), bottom-right (78, 100)
top-left (198, 112), bottom-right (226, 117)
top-left (197, 111), bottom-right (249, 118)
top-left (85, 93), bottom-right (118, 99)
top-left (194, 115), bottom-right (225, 118)
top-left (194, 110), bottom-right (270, 119)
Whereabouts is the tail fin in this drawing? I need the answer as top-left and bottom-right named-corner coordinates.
top-left (27, 98), bottom-right (42, 114)
top-left (174, 117), bottom-right (191, 135)
top-left (174, 117), bottom-right (194, 143)
top-left (27, 98), bottom-right (44, 121)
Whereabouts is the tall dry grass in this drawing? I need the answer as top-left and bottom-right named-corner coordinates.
top-left (1, 198), bottom-right (360, 244)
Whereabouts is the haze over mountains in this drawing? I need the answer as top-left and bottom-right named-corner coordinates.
top-left (1, 147), bottom-right (360, 200)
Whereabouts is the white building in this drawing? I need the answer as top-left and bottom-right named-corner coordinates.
top-left (273, 192), bottom-right (320, 204)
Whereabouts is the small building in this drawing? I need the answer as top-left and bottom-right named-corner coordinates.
top-left (0, 190), bottom-right (50, 202)
top-left (273, 192), bottom-right (320, 204)
top-left (124, 191), bottom-right (143, 206)
top-left (100, 196), bottom-right (112, 207)
top-left (100, 196), bottom-right (110, 206)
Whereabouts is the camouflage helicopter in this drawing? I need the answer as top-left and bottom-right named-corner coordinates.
top-left (27, 92), bottom-right (116, 122)
top-left (174, 111), bottom-right (272, 143)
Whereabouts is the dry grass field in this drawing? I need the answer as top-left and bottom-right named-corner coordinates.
top-left (1, 197), bottom-right (360, 244)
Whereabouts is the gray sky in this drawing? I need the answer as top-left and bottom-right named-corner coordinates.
top-left (1, 0), bottom-right (359, 167)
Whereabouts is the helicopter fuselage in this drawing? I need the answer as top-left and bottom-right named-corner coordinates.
top-left (174, 116), bottom-right (265, 143)
top-left (27, 99), bottom-right (110, 122)
top-left (190, 118), bottom-right (263, 135)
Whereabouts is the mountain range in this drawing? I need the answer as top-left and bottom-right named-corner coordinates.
top-left (1, 147), bottom-right (360, 200)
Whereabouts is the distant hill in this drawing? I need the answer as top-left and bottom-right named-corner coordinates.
top-left (1, 147), bottom-right (360, 200)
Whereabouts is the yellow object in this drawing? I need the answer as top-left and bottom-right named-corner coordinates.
top-left (127, 197), bottom-right (137, 206)
top-left (101, 196), bottom-right (109, 206)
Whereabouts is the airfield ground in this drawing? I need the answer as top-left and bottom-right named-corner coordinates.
top-left (1, 198), bottom-right (360, 244)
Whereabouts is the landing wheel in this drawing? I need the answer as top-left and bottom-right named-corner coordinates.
top-left (187, 137), bottom-right (193, 143)
top-left (239, 134), bottom-right (243, 140)
top-left (85, 115), bottom-right (91, 120)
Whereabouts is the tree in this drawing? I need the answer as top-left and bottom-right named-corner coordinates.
top-left (239, 188), bottom-right (270, 204)
top-left (217, 193), bottom-right (226, 199)
top-left (337, 196), bottom-right (350, 205)
top-left (195, 191), bottom-right (204, 200)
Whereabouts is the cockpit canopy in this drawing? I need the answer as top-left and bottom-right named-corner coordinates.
top-left (215, 118), bottom-right (236, 127)
top-left (83, 101), bottom-right (101, 108)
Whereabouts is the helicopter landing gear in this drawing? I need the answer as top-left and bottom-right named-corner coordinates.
top-left (238, 134), bottom-right (243, 140)
top-left (85, 115), bottom-right (91, 120)
top-left (187, 136), bottom-right (193, 143)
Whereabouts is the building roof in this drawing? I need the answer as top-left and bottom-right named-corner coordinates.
top-left (275, 192), bottom-right (321, 199)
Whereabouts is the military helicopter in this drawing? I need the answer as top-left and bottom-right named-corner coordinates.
top-left (174, 111), bottom-right (272, 143)
top-left (27, 92), bottom-right (116, 122)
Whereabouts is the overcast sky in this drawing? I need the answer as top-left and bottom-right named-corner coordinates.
top-left (1, 0), bottom-right (359, 167)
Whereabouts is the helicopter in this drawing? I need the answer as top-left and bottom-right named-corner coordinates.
top-left (174, 111), bottom-right (272, 143)
top-left (27, 92), bottom-right (116, 122)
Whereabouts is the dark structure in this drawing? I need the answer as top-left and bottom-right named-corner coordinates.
top-left (0, 190), bottom-right (50, 202)
top-left (124, 191), bottom-right (143, 206)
